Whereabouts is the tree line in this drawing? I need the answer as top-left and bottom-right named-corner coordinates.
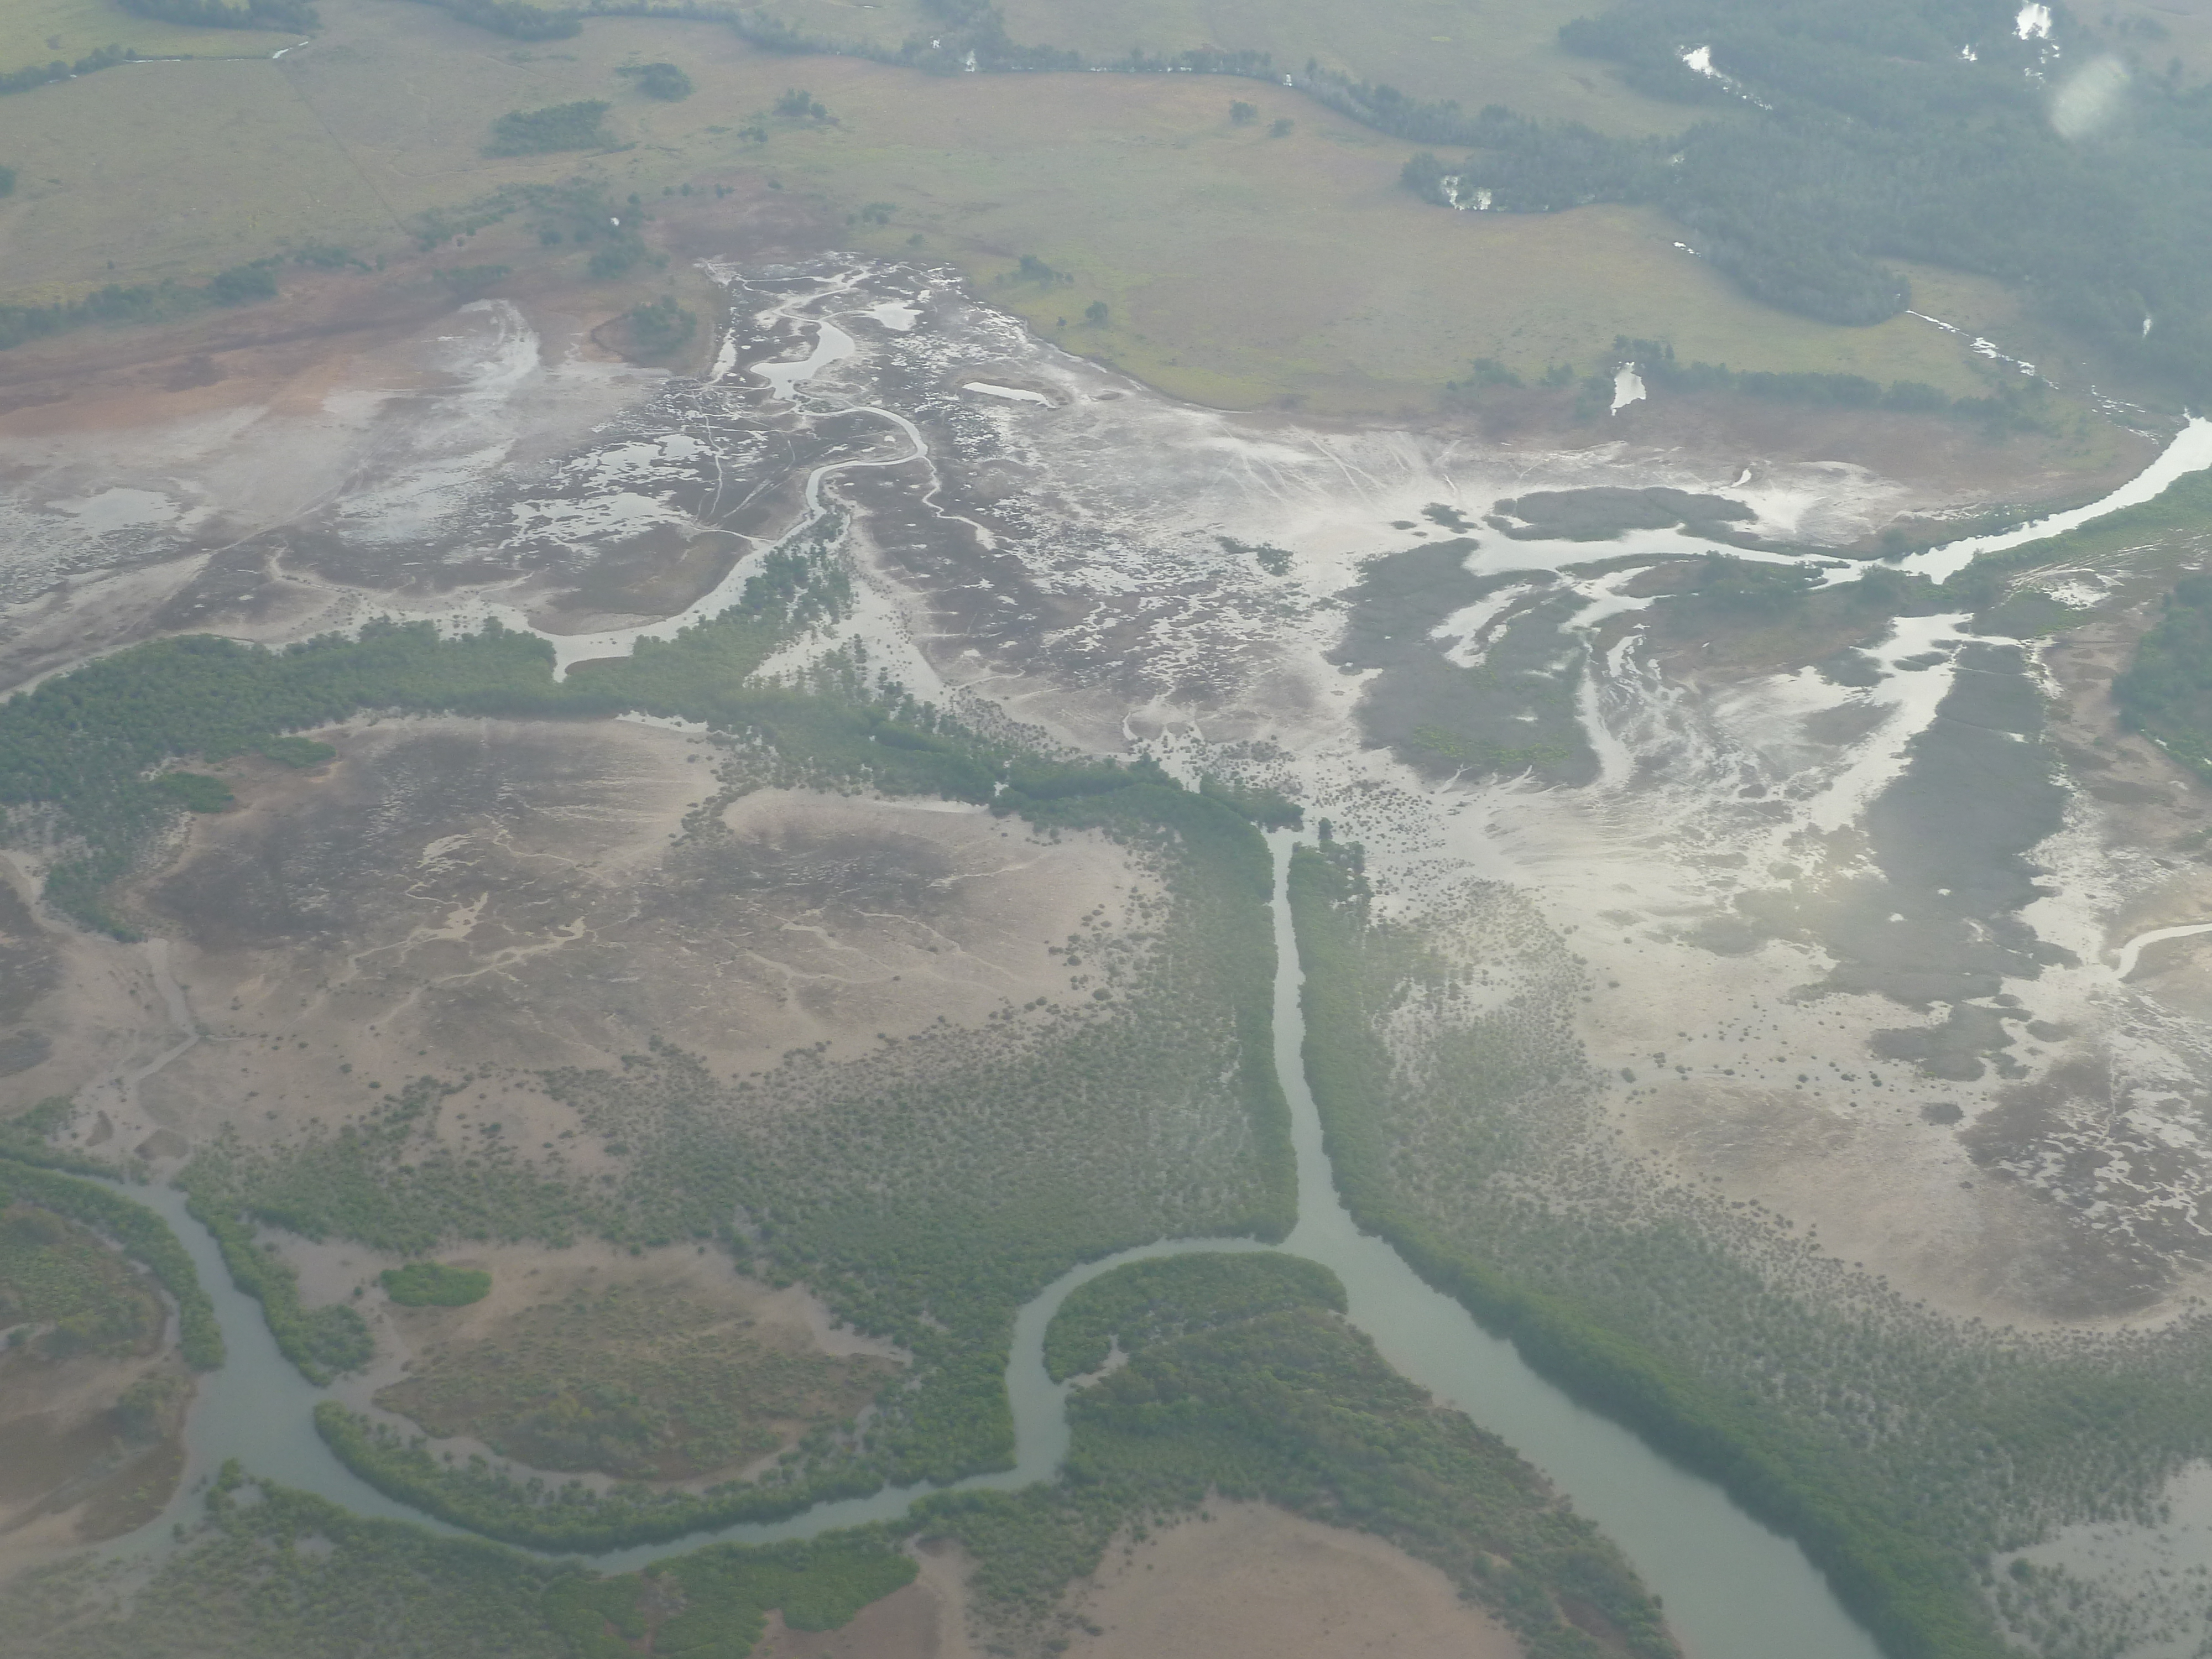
top-left (1386, 0), bottom-right (2212, 397)
top-left (0, 262), bottom-right (278, 354)
top-left (121, 0), bottom-right (319, 29)
top-left (2114, 560), bottom-right (2212, 780)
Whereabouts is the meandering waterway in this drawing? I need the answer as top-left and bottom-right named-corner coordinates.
top-left (101, 838), bottom-right (1880, 1658)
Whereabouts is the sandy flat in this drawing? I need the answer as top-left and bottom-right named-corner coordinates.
top-left (1063, 1502), bottom-right (1521, 1659)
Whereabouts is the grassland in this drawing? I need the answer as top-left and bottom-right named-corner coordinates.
top-left (375, 1273), bottom-right (898, 1480)
top-left (0, 0), bottom-right (295, 79)
top-left (0, 0), bottom-right (2032, 413)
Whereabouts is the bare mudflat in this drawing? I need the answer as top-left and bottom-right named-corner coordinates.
top-left (1063, 1502), bottom-right (1521, 1659)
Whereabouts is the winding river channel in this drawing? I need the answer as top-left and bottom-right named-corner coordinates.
top-left (98, 838), bottom-right (1881, 1658)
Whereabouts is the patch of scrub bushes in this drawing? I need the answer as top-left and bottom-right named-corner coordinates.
top-left (0, 1150), bottom-right (221, 1369)
top-left (486, 100), bottom-right (612, 156)
top-left (0, 1202), bottom-right (163, 1360)
top-left (1287, 843), bottom-right (2212, 1659)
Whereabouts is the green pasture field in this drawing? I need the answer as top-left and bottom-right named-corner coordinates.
top-left (994, 0), bottom-right (1689, 134)
top-left (0, 0), bottom-right (295, 76)
top-left (0, 55), bottom-right (396, 299)
top-left (0, 0), bottom-right (2044, 411)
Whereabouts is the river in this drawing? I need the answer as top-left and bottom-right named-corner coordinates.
top-left (98, 836), bottom-right (1880, 1658)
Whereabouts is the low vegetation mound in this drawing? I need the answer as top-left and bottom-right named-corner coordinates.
top-left (486, 100), bottom-right (612, 156)
top-left (379, 1262), bottom-right (491, 1306)
top-left (617, 61), bottom-right (692, 101)
top-left (1490, 484), bottom-right (1755, 542)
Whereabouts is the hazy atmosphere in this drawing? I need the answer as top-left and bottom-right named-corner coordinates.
top-left (6, 3), bottom-right (2212, 1657)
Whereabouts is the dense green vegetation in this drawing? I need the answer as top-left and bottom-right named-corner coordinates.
top-left (546, 1533), bottom-right (915, 1659)
top-left (380, 1261), bottom-right (492, 1306)
top-left (0, 262), bottom-right (278, 355)
top-left (151, 770), bottom-right (234, 812)
top-left (1042, 1251), bottom-right (1340, 1381)
top-left (0, 1467), bottom-right (915, 1659)
top-left (255, 735), bottom-right (336, 768)
top-left (182, 1183), bottom-right (371, 1384)
top-left (2116, 569), bottom-right (2212, 779)
top-left (0, 1155), bottom-right (221, 1368)
top-left (617, 60), bottom-right (692, 101)
top-left (0, 46), bottom-right (132, 100)
top-left (315, 1398), bottom-right (889, 1550)
top-left (409, 0), bottom-right (585, 43)
top-left (487, 100), bottom-right (614, 156)
top-left (1379, 0), bottom-right (2212, 398)
top-left (626, 294), bottom-right (696, 356)
top-left (920, 1251), bottom-right (1674, 1659)
top-left (1287, 843), bottom-right (2212, 1659)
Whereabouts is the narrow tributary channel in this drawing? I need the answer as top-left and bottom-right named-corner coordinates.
top-left (104, 837), bottom-right (1879, 1657)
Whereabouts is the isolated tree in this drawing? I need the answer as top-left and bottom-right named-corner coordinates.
top-left (1229, 100), bottom-right (1258, 125)
top-left (620, 61), bottom-right (693, 101)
